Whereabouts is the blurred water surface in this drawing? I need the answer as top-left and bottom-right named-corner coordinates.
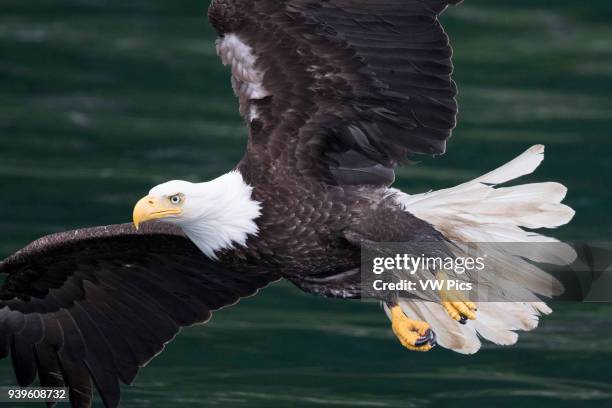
top-left (1, 0), bottom-right (611, 406)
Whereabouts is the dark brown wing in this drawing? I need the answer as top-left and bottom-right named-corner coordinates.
top-left (0, 222), bottom-right (277, 408)
top-left (209, 0), bottom-right (461, 186)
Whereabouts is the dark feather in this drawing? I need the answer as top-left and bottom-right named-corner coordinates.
top-left (209, 0), bottom-right (461, 186)
top-left (57, 354), bottom-right (93, 408)
top-left (0, 222), bottom-right (278, 407)
top-left (11, 335), bottom-right (37, 386)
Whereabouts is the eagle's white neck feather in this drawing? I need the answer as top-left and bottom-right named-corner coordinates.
top-left (150, 171), bottom-right (261, 259)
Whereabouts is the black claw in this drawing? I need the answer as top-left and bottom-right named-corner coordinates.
top-left (428, 329), bottom-right (437, 348)
top-left (415, 329), bottom-right (437, 347)
top-left (415, 335), bottom-right (430, 347)
top-left (426, 329), bottom-right (434, 342)
top-left (459, 315), bottom-right (468, 325)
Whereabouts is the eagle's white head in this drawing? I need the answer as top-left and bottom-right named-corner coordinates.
top-left (132, 171), bottom-right (261, 259)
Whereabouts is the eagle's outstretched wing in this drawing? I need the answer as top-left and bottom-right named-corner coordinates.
top-left (210, 0), bottom-right (461, 186)
top-left (0, 222), bottom-right (277, 408)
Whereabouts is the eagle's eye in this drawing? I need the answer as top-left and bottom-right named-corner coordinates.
top-left (169, 194), bottom-right (182, 205)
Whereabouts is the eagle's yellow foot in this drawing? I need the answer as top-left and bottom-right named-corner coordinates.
top-left (436, 271), bottom-right (477, 324)
top-left (389, 305), bottom-right (436, 351)
top-left (441, 299), bottom-right (477, 324)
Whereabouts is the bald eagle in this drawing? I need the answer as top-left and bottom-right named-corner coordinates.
top-left (0, 1), bottom-right (575, 407)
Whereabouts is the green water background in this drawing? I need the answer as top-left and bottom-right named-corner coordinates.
top-left (1, 0), bottom-right (611, 406)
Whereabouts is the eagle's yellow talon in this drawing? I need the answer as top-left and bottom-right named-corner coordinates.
top-left (437, 271), bottom-right (477, 323)
top-left (442, 301), bottom-right (477, 322)
top-left (390, 305), bottom-right (436, 352)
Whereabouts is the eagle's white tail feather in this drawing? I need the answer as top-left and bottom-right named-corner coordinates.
top-left (472, 144), bottom-right (546, 184)
top-left (388, 145), bottom-right (575, 354)
top-left (388, 300), bottom-right (547, 354)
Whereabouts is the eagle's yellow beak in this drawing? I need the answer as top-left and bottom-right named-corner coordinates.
top-left (133, 195), bottom-right (182, 230)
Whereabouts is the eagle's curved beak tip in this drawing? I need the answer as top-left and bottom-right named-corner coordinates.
top-left (133, 196), bottom-right (155, 230)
